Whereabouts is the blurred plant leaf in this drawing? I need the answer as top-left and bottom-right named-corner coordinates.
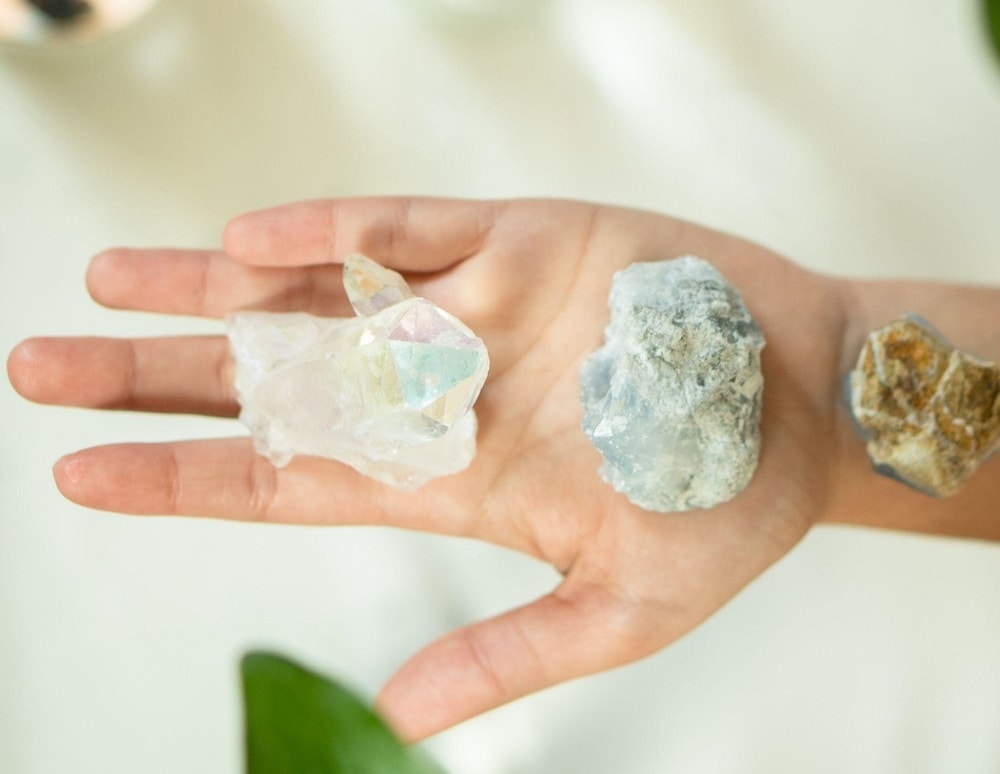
top-left (987, 0), bottom-right (1000, 63)
top-left (242, 652), bottom-right (447, 774)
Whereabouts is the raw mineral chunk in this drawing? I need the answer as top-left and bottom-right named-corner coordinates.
top-left (848, 315), bottom-right (1000, 496)
top-left (228, 254), bottom-right (489, 490)
top-left (579, 256), bottom-right (766, 512)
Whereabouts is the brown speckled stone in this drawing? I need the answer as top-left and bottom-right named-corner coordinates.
top-left (849, 316), bottom-right (1000, 496)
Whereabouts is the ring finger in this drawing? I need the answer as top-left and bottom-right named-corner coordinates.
top-left (8, 335), bottom-right (236, 417)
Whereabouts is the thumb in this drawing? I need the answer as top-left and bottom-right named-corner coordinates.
top-left (374, 586), bottom-right (651, 742)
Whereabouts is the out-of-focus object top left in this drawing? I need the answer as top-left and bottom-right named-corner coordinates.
top-left (0, 0), bottom-right (158, 46)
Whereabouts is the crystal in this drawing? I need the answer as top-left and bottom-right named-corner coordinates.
top-left (343, 253), bottom-right (414, 316)
top-left (847, 315), bottom-right (1000, 496)
top-left (579, 256), bottom-right (766, 512)
top-left (228, 254), bottom-right (489, 490)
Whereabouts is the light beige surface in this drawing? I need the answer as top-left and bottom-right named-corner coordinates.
top-left (2, 1), bottom-right (999, 772)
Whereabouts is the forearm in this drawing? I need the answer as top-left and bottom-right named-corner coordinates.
top-left (823, 276), bottom-right (1000, 540)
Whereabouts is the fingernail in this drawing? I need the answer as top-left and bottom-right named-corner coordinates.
top-left (222, 213), bottom-right (254, 254)
top-left (53, 452), bottom-right (84, 489)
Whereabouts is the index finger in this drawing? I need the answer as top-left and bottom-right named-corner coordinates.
top-left (222, 196), bottom-right (504, 272)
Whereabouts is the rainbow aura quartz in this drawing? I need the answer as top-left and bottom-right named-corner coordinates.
top-left (228, 254), bottom-right (489, 489)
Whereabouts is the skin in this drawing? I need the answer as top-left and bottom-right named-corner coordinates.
top-left (7, 197), bottom-right (1000, 741)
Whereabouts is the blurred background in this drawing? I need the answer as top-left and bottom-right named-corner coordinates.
top-left (2, 0), bottom-right (999, 772)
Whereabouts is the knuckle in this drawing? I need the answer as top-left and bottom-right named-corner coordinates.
top-left (579, 587), bottom-right (661, 664)
top-left (166, 448), bottom-right (183, 515)
top-left (355, 198), bottom-right (414, 258)
top-left (215, 346), bottom-right (237, 408)
top-left (277, 268), bottom-right (331, 314)
top-left (245, 454), bottom-right (278, 522)
top-left (117, 340), bottom-right (140, 411)
top-left (459, 627), bottom-right (508, 700)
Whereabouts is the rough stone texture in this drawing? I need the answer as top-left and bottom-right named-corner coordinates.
top-left (579, 256), bottom-right (766, 512)
top-left (848, 315), bottom-right (1000, 496)
top-left (228, 254), bottom-right (489, 490)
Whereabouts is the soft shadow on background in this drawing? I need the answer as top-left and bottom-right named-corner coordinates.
top-left (2, 1), bottom-right (999, 773)
top-left (2, 0), bottom-right (351, 229)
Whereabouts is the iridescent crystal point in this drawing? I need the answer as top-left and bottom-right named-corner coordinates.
top-left (343, 253), bottom-right (414, 315)
top-left (228, 254), bottom-right (489, 490)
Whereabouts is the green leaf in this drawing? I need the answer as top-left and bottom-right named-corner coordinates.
top-left (987, 0), bottom-right (1000, 63)
top-left (242, 652), bottom-right (447, 774)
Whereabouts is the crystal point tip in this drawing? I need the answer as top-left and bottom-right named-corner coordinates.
top-left (343, 253), bottom-right (414, 317)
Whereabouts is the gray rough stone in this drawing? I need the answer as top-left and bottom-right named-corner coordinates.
top-left (579, 256), bottom-right (766, 512)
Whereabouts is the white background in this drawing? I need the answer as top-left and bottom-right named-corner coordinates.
top-left (2, 1), bottom-right (999, 772)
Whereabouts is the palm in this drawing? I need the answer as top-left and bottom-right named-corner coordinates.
top-left (8, 197), bottom-right (847, 740)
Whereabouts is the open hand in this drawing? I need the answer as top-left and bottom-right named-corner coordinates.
top-left (7, 197), bottom-right (850, 740)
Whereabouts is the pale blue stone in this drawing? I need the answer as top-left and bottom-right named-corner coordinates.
top-left (580, 256), bottom-right (765, 512)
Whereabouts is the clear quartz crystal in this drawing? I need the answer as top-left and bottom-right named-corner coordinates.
top-left (228, 254), bottom-right (489, 490)
top-left (343, 253), bottom-right (414, 315)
